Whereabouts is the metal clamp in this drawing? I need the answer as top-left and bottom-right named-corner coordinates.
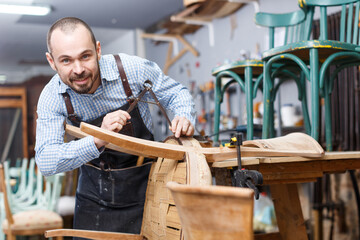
top-left (231, 132), bottom-right (263, 199)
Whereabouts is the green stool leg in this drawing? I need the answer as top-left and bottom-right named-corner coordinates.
top-left (324, 76), bottom-right (333, 151)
top-left (310, 48), bottom-right (320, 141)
top-left (214, 75), bottom-right (222, 144)
top-left (262, 61), bottom-right (272, 139)
top-left (245, 66), bottom-right (254, 140)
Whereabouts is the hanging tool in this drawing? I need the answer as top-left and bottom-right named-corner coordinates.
top-left (231, 132), bottom-right (263, 199)
top-left (126, 79), bottom-right (172, 127)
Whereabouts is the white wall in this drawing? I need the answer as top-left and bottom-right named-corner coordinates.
top-left (100, 30), bottom-right (135, 56)
top-left (144, 0), bottom-right (302, 134)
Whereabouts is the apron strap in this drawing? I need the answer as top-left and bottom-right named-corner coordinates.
top-left (113, 54), bottom-right (133, 99)
top-left (62, 92), bottom-right (81, 125)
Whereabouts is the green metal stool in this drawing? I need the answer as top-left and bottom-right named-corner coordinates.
top-left (212, 59), bottom-right (263, 141)
top-left (212, 8), bottom-right (309, 142)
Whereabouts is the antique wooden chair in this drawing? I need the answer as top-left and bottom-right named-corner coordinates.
top-left (0, 164), bottom-right (63, 240)
top-left (45, 137), bottom-right (212, 240)
top-left (261, 0), bottom-right (360, 150)
top-left (167, 181), bottom-right (255, 240)
top-left (212, 7), bottom-right (310, 141)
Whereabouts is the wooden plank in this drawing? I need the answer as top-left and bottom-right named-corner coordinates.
top-left (212, 151), bottom-right (360, 168)
top-left (79, 123), bottom-right (325, 162)
top-left (270, 184), bottom-right (308, 240)
top-left (66, 124), bottom-right (156, 159)
top-left (0, 99), bottom-right (23, 108)
top-left (0, 87), bottom-right (25, 96)
top-left (80, 122), bottom-right (186, 160)
top-left (262, 171), bottom-right (323, 183)
top-left (45, 229), bottom-right (143, 240)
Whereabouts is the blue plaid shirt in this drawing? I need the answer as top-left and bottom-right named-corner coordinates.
top-left (35, 53), bottom-right (196, 176)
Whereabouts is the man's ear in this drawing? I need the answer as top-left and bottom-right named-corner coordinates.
top-left (46, 52), bottom-right (57, 71)
top-left (96, 41), bottom-right (101, 61)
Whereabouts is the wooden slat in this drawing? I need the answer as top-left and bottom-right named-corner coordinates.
top-left (262, 171), bottom-right (323, 183)
top-left (45, 229), bottom-right (143, 240)
top-left (0, 99), bottom-right (23, 108)
top-left (0, 87), bottom-right (25, 96)
top-left (212, 151), bottom-right (360, 168)
top-left (166, 205), bottom-right (181, 229)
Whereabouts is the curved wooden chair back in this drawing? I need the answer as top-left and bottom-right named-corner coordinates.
top-left (45, 137), bottom-right (212, 240)
top-left (167, 181), bottom-right (255, 240)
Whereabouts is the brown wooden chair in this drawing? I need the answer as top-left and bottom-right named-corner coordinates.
top-left (0, 164), bottom-right (63, 240)
top-left (45, 137), bottom-right (212, 240)
top-left (167, 181), bottom-right (255, 240)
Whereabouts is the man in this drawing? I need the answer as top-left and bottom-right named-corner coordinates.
top-left (35, 17), bottom-right (196, 235)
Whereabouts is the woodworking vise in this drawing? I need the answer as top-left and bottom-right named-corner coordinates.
top-left (230, 132), bottom-right (263, 199)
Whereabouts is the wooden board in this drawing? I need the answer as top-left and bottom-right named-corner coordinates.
top-left (76, 123), bottom-right (324, 161)
top-left (212, 151), bottom-right (360, 168)
top-left (65, 124), bottom-right (156, 159)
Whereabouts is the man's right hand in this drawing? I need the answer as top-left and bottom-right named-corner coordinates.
top-left (94, 109), bottom-right (131, 149)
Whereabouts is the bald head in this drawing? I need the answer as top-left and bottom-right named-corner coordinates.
top-left (47, 17), bottom-right (96, 53)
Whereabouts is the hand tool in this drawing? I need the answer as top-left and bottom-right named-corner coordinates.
top-left (126, 80), bottom-right (172, 128)
top-left (230, 132), bottom-right (263, 199)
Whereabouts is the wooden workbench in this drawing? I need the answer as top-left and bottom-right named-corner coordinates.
top-left (212, 151), bottom-right (360, 240)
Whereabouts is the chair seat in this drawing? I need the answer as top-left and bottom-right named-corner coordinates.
top-left (2, 209), bottom-right (63, 231)
top-left (262, 40), bottom-right (360, 61)
top-left (212, 59), bottom-right (264, 76)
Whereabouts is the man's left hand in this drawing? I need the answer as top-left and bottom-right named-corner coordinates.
top-left (170, 116), bottom-right (194, 138)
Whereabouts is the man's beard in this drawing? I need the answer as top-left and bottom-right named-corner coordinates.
top-left (69, 71), bottom-right (94, 94)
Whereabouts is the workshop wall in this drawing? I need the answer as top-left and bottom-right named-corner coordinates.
top-left (144, 0), bottom-right (300, 138)
top-left (144, 0), bottom-right (341, 139)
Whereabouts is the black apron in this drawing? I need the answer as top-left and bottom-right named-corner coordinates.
top-left (62, 55), bottom-right (154, 237)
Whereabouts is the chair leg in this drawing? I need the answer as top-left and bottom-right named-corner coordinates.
top-left (214, 76), bottom-right (222, 143)
top-left (57, 236), bottom-right (64, 240)
top-left (309, 48), bottom-right (320, 141)
top-left (324, 79), bottom-right (333, 151)
top-left (245, 66), bottom-right (254, 140)
top-left (262, 62), bottom-right (272, 139)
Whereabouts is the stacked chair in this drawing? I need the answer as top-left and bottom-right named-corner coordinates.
top-left (212, 6), bottom-right (312, 142)
top-left (261, 0), bottom-right (360, 150)
top-left (0, 158), bottom-right (64, 240)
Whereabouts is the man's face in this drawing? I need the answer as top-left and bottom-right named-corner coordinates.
top-left (46, 25), bottom-right (101, 94)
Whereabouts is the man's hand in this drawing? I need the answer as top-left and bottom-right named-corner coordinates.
top-left (170, 116), bottom-right (194, 138)
top-left (94, 109), bottom-right (131, 149)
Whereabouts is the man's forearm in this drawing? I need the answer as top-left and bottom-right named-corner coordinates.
top-left (35, 136), bottom-right (101, 176)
